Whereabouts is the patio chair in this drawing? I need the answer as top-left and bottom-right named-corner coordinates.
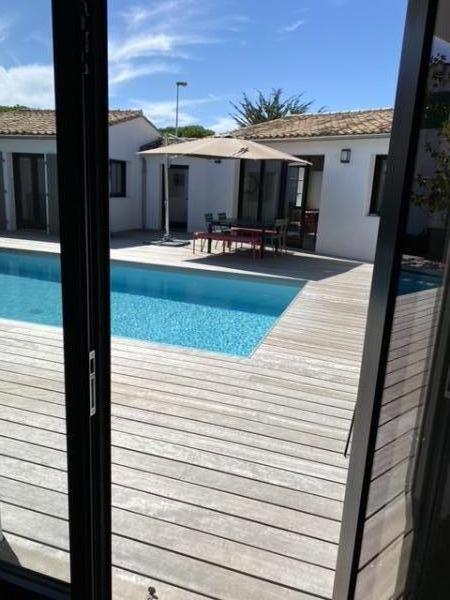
top-left (278, 218), bottom-right (289, 253)
top-left (203, 212), bottom-right (230, 250)
top-left (217, 212), bottom-right (232, 231)
top-left (266, 219), bottom-right (289, 254)
top-left (204, 213), bottom-right (214, 230)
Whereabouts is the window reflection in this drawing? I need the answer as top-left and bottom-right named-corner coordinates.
top-left (355, 5), bottom-right (450, 597)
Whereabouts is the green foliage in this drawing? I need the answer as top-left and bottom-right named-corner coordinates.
top-left (412, 119), bottom-right (450, 214)
top-left (412, 52), bottom-right (450, 215)
top-left (229, 88), bottom-right (321, 127)
top-left (159, 124), bottom-right (215, 138)
top-left (0, 104), bottom-right (28, 112)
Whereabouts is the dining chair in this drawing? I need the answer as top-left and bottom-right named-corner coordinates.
top-left (267, 219), bottom-right (289, 254)
top-left (277, 218), bottom-right (289, 254)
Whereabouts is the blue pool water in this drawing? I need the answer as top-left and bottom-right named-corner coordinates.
top-left (0, 250), bottom-right (301, 356)
top-left (398, 271), bottom-right (440, 295)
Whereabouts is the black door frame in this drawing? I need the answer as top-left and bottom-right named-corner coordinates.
top-left (13, 153), bottom-right (47, 230)
top-left (52, 0), bottom-right (111, 598)
top-left (0, 1), bottom-right (111, 598)
top-left (333, 0), bottom-right (439, 597)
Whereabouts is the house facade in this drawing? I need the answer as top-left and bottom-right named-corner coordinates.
top-left (144, 108), bottom-right (393, 262)
top-left (0, 109), bottom-right (161, 234)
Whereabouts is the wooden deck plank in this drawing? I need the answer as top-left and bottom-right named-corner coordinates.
top-left (0, 234), bottom-right (373, 598)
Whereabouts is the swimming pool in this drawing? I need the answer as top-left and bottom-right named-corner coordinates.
top-left (398, 270), bottom-right (441, 295)
top-left (0, 250), bottom-right (302, 356)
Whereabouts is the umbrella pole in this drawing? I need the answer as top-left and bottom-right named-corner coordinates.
top-left (163, 152), bottom-right (171, 241)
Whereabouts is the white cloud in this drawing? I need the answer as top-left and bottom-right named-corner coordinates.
top-left (26, 31), bottom-right (52, 51)
top-left (109, 32), bottom-right (210, 63)
top-left (207, 116), bottom-right (236, 134)
top-left (109, 61), bottom-right (178, 85)
top-left (0, 64), bottom-right (54, 107)
top-left (0, 57), bottom-right (175, 107)
top-left (0, 16), bottom-right (13, 42)
top-left (107, 1), bottom-right (249, 91)
top-left (132, 95), bottom-right (221, 127)
top-left (120, 1), bottom-right (189, 30)
top-left (279, 19), bottom-right (305, 33)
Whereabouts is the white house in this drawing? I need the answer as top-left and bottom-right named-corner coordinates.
top-left (0, 109), bottom-right (161, 234)
top-left (144, 108), bottom-right (393, 262)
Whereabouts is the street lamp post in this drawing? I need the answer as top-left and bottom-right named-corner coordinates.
top-left (175, 81), bottom-right (187, 138)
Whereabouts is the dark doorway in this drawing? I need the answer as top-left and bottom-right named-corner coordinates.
top-left (161, 165), bottom-right (189, 231)
top-left (283, 155), bottom-right (324, 251)
top-left (0, 152), bottom-right (6, 230)
top-left (238, 159), bottom-right (283, 223)
top-left (13, 153), bottom-right (47, 230)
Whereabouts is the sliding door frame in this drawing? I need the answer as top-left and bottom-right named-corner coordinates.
top-left (52, 0), bottom-right (111, 598)
top-left (12, 153), bottom-right (47, 230)
top-left (333, 0), bottom-right (439, 597)
top-left (0, 1), bottom-right (111, 598)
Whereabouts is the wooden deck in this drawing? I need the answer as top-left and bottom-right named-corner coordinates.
top-left (0, 232), bottom-right (372, 599)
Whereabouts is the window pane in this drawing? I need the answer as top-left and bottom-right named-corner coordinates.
top-left (370, 156), bottom-right (388, 215)
top-left (261, 161), bottom-right (282, 222)
top-left (0, 0), bottom-right (70, 584)
top-left (110, 161), bottom-right (126, 196)
top-left (355, 4), bottom-right (450, 597)
top-left (240, 160), bottom-right (260, 220)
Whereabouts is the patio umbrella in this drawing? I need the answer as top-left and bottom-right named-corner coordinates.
top-left (139, 136), bottom-right (311, 243)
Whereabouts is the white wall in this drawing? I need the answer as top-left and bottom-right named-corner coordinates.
top-left (265, 136), bottom-right (391, 261)
top-left (144, 134), bottom-right (390, 261)
top-left (108, 116), bottom-right (160, 232)
top-left (145, 156), bottom-right (239, 232)
top-left (0, 116), bottom-right (160, 233)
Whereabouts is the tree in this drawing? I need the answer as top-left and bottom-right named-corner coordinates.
top-left (230, 88), bottom-right (321, 127)
top-left (412, 52), bottom-right (450, 215)
top-left (0, 104), bottom-right (28, 112)
top-left (159, 124), bottom-right (215, 138)
top-left (412, 118), bottom-right (450, 214)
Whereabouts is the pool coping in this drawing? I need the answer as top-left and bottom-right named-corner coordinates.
top-left (0, 245), bottom-right (306, 288)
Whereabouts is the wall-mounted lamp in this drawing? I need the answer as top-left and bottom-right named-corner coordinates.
top-left (340, 148), bottom-right (351, 163)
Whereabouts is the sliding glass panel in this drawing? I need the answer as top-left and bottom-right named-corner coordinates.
top-left (284, 165), bottom-right (306, 218)
top-left (261, 160), bottom-right (282, 222)
top-left (0, 154), bottom-right (6, 230)
top-left (0, 0), bottom-right (70, 584)
top-left (353, 2), bottom-right (450, 597)
top-left (13, 154), bottom-right (46, 230)
top-left (239, 160), bottom-right (260, 220)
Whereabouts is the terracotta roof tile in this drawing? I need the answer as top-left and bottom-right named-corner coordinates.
top-left (0, 109), bottom-right (144, 136)
top-left (233, 108), bottom-right (394, 140)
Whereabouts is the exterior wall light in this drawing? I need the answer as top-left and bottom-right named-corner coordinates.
top-left (340, 148), bottom-right (351, 163)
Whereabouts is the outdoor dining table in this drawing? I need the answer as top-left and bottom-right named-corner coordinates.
top-left (206, 220), bottom-right (277, 258)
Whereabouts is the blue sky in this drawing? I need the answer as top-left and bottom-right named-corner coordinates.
top-left (0, 0), bottom-right (407, 132)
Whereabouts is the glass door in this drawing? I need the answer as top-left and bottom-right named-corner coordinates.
top-left (13, 154), bottom-right (47, 230)
top-left (0, 1), bottom-right (111, 598)
top-left (238, 160), bottom-right (261, 220)
top-left (335, 0), bottom-right (450, 597)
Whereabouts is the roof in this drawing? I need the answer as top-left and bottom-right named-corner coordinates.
top-left (233, 108), bottom-right (394, 140)
top-left (0, 109), bottom-right (145, 136)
